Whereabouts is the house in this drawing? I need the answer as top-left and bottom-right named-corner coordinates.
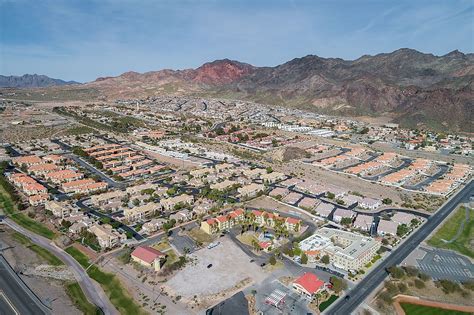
top-left (141, 218), bottom-right (167, 234)
top-left (353, 214), bottom-right (373, 231)
top-left (377, 219), bottom-right (398, 236)
top-left (46, 169), bottom-right (83, 184)
top-left (91, 190), bottom-right (124, 207)
top-left (170, 209), bottom-right (193, 222)
top-left (125, 183), bottom-right (158, 195)
top-left (391, 212), bottom-right (417, 225)
top-left (298, 197), bottom-right (319, 210)
top-left (13, 155), bottom-right (42, 166)
top-left (242, 168), bottom-right (266, 179)
top-left (29, 193), bottom-right (49, 206)
top-left (292, 273), bottom-right (325, 298)
top-left (210, 179), bottom-right (237, 191)
top-left (332, 208), bottom-right (355, 224)
top-left (45, 200), bottom-right (73, 218)
top-left (27, 163), bottom-right (59, 176)
top-left (359, 198), bottom-right (382, 210)
top-left (88, 224), bottom-right (125, 249)
top-left (160, 194), bottom-right (194, 211)
top-left (260, 171), bottom-right (286, 184)
top-left (285, 217), bottom-right (301, 232)
top-left (269, 187), bottom-right (289, 199)
top-left (314, 203), bottom-right (334, 218)
top-left (23, 183), bottom-right (47, 196)
top-left (238, 183), bottom-right (264, 198)
top-left (282, 192), bottom-right (303, 205)
top-left (131, 246), bottom-right (166, 271)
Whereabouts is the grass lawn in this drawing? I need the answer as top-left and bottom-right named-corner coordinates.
top-left (153, 240), bottom-right (172, 252)
top-left (319, 295), bottom-right (338, 312)
top-left (427, 206), bottom-right (473, 258)
top-left (400, 302), bottom-right (471, 315)
top-left (236, 232), bottom-right (258, 247)
top-left (187, 227), bottom-right (214, 244)
top-left (65, 246), bottom-right (146, 315)
top-left (0, 191), bottom-right (56, 240)
top-left (12, 232), bottom-right (63, 266)
top-left (65, 282), bottom-right (102, 315)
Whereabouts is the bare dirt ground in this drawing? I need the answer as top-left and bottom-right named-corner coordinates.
top-left (278, 160), bottom-right (410, 204)
top-left (164, 237), bottom-right (267, 310)
top-left (0, 227), bottom-right (80, 315)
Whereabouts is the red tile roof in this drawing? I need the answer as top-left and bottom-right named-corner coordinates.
top-left (294, 272), bottom-right (324, 295)
top-left (131, 246), bottom-right (165, 264)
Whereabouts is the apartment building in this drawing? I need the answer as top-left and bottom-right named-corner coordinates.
top-left (124, 202), bottom-right (161, 222)
top-left (88, 224), bottom-right (126, 249)
top-left (238, 183), bottom-right (264, 198)
top-left (200, 208), bottom-right (245, 234)
top-left (160, 194), bottom-right (194, 211)
top-left (12, 155), bottom-right (42, 166)
top-left (29, 193), bottom-right (49, 206)
top-left (45, 200), bottom-right (74, 218)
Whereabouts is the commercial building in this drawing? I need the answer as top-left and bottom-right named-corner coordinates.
top-left (299, 228), bottom-right (380, 271)
top-left (292, 272), bottom-right (325, 298)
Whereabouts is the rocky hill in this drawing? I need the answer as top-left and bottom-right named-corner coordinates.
top-left (0, 74), bottom-right (79, 88)
top-left (4, 49), bottom-right (473, 132)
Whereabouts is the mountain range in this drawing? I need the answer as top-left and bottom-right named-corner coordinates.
top-left (0, 74), bottom-right (79, 88)
top-left (3, 49), bottom-right (473, 132)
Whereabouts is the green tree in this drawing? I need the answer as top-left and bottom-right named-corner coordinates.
top-left (300, 253), bottom-right (308, 264)
top-left (330, 276), bottom-right (347, 293)
top-left (321, 255), bottom-right (330, 264)
top-left (388, 266), bottom-right (405, 279)
top-left (269, 255), bottom-right (276, 265)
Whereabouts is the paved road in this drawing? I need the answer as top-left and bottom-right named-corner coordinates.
top-left (0, 254), bottom-right (51, 315)
top-left (76, 198), bottom-right (144, 241)
top-left (327, 180), bottom-right (474, 315)
top-left (4, 219), bottom-right (118, 315)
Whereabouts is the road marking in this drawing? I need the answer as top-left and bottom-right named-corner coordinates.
top-left (0, 291), bottom-right (20, 315)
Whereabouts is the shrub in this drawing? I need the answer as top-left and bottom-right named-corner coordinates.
top-left (414, 278), bottom-right (425, 289)
top-left (388, 266), bottom-right (405, 279)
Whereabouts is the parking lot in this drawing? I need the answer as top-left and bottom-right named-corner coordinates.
top-left (166, 237), bottom-right (266, 299)
top-left (170, 232), bottom-right (197, 255)
top-left (416, 247), bottom-right (473, 282)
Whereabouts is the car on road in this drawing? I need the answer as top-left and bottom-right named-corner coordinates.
top-left (260, 263), bottom-right (266, 267)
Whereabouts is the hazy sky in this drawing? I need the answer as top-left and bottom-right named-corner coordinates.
top-left (1, 0), bottom-right (473, 82)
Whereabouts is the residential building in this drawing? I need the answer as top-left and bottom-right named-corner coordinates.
top-left (200, 208), bottom-right (245, 234)
top-left (160, 194), bottom-right (194, 211)
top-left (88, 224), bottom-right (126, 249)
top-left (260, 171), bottom-right (286, 184)
top-left (332, 208), bottom-right (355, 223)
top-left (359, 198), bottom-right (382, 210)
top-left (353, 214), bottom-right (373, 231)
top-left (29, 193), bottom-right (49, 206)
top-left (238, 183), bottom-right (264, 198)
top-left (131, 246), bottom-right (166, 271)
top-left (124, 202), bottom-right (161, 222)
top-left (377, 219), bottom-right (398, 236)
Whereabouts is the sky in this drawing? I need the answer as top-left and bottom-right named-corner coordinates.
top-left (1, 0), bottom-right (473, 82)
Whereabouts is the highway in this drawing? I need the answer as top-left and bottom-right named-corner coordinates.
top-left (4, 219), bottom-right (118, 315)
top-left (327, 180), bottom-right (474, 315)
top-left (0, 254), bottom-right (51, 315)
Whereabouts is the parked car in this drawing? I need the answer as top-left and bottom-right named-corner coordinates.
top-left (207, 264), bottom-right (213, 268)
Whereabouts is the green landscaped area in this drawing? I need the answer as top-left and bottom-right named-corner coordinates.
top-left (0, 192), bottom-right (56, 239)
top-left (65, 282), bottom-right (102, 315)
top-left (319, 295), bottom-right (338, 312)
top-left (428, 206), bottom-right (473, 258)
top-left (400, 302), bottom-right (471, 315)
top-left (12, 232), bottom-right (63, 266)
top-left (65, 246), bottom-right (146, 315)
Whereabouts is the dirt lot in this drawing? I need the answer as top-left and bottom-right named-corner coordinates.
top-left (165, 237), bottom-right (266, 306)
top-left (278, 160), bottom-right (410, 204)
top-left (0, 227), bottom-right (80, 315)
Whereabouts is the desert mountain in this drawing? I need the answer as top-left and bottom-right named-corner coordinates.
top-left (4, 49), bottom-right (473, 132)
top-left (0, 74), bottom-right (79, 88)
